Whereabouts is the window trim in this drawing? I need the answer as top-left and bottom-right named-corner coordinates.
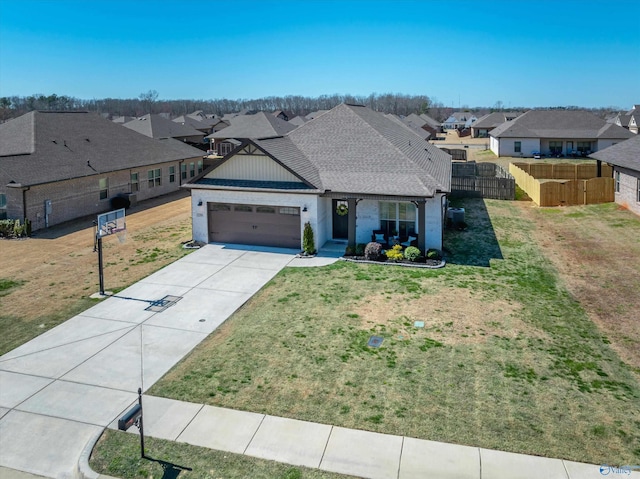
top-left (169, 166), bottom-right (176, 183)
top-left (615, 171), bottom-right (620, 193)
top-left (514, 141), bottom-right (521, 153)
top-left (131, 172), bottom-right (139, 192)
top-left (379, 201), bottom-right (416, 237)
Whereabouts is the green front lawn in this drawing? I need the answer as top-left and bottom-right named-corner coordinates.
top-left (147, 198), bottom-right (640, 465)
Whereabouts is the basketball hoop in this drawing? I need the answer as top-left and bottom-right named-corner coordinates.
top-left (116, 229), bottom-right (127, 244)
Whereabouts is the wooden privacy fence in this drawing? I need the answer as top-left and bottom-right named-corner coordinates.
top-left (441, 148), bottom-right (467, 161)
top-left (509, 163), bottom-right (614, 206)
top-left (512, 162), bottom-right (612, 180)
top-left (451, 162), bottom-right (515, 200)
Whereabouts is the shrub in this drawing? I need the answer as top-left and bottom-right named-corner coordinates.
top-left (302, 221), bottom-right (316, 255)
top-left (344, 245), bottom-right (355, 256)
top-left (404, 246), bottom-right (421, 262)
top-left (355, 243), bottom-right (366, 256)
top-left (0, 219), bottom-right (31, 238)
top-left (364, 242), bottom-right (383, 261)
top-left (386, 244), bottom-right (404, 261)
top-left (427, 249), bottom-right (442, 260)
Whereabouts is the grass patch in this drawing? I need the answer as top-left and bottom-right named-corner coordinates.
top-left (147, 198), bottom-right (640, 465)
top-left (90, 429), bottom-right (354, 479)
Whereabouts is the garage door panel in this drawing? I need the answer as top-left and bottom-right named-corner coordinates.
top-left (208, 203), bottom-right (300, 248)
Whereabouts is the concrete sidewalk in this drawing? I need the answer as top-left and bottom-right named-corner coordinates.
top-left (104, 394), bottom-right (630, 479)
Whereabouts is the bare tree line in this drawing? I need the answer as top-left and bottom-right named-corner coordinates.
top-left (0, 91), bottom-right (621, 122)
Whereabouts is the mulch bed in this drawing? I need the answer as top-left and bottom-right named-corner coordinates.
top-left (341, 256), bottom-right (445, 269)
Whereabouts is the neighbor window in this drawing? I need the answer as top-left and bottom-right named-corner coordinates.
top-left (219, 142), bottom-right (234, 156)
top-left (379, 202), bottom-right (416, 237)
top-left (197, 160), bottom-right (203, 174)
top-left (189, 162), bottom-right (195, 178)
top-left (169, 166), bottom-right (176, 183)
top-left (577, 141), bottom-right (591, 154)
top-left (514, 141), bottom-right (521, 153)
top-left (99, 178), bottom-right (108, 200)
top-left (615, 171), bottom-right (620, 193)
top-left (130, 172), bottom-right (139, 192)
top-left (181, 163), bottom-right (187, 180)
top-left (0, 194), bottom-right (6, 220)
top-left (637, 178), bottom-right (640, 202)
top-left (148, 168), bottom-right (161, 188)
top-left (549, 141), bottom-right (563, 155)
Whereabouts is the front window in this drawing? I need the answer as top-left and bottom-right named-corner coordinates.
top-left (148, 168), bottom-right (161, 188)
top-left (549, 141), bottom-right (563, 155)
top-left (99, 178), bottom-right (108, 200)
top-left (615, 171), bottom-right (620, 193)
top-left (514, 141), bottom-right (521, 153)
top-left (131, 172), bottom-right (139, 192)
top-left (379, 202), bottom-right (416, 237)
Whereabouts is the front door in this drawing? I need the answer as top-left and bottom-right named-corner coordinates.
top-left (332, 200), bottom-right (348, 239)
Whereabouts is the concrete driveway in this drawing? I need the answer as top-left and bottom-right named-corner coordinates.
top-left (0, 244), bottom-right (299, 478)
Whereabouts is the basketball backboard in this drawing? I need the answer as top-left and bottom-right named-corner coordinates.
top-left (97, 208), bottom-right (126, 238)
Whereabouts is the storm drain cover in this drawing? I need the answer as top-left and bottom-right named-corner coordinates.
top-left (145, 295), bottom-right (182, 312)
top-left (367, 335), bottom-right (384, 348)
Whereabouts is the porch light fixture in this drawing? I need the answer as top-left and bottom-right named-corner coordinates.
top-left (197, 200), bottom-right (203, 206)
top-left (302, 206), bottom-right (308, 212)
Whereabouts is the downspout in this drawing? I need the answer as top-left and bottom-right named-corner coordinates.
top-left (441, 194), bottom-right (448, 250)
top-left (22, 186), bottom-right (30, 223)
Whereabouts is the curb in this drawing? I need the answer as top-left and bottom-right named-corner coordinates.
top-left (77, 428), bottom-right (119, 479)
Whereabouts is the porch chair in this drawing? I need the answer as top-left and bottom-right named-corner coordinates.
top-left (401, 235), bottom-right (417, 248)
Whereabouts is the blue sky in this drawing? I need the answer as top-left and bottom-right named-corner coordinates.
top-left (0, 0), bottom-right (638, 108)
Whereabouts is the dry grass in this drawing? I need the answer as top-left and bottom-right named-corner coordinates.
top-left (0, 192), bottom-right (194, 355)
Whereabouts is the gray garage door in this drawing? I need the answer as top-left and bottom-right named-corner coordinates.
top-left (208, 203), bottom-right (301, 248)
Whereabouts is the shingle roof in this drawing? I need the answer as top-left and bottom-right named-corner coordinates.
top-left (122, 114), bottom-right (205, 139)
top-left (206, 112), bottom-right (297, 140)
top-left (419, 114), bottom-right (441, 127)
top-left (288, 116), bottom-right (307, 126)
top-left (246, 104), bottom-right (450, 197)
top-left (472, 112), bottom-right (523, 129)
top-left (590, 134), bottom-right (640, 171)
top-left (490, 110), bottom-right (635, 139)
top-left (172, 115), bottom-right (212, 131)
top-left (386, 114), bottom-right (431, 140)
top-left (0, 111), bottom-right (204, 187)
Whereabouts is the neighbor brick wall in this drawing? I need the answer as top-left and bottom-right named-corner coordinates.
top-left (615, 166), bottom-right (640, 216)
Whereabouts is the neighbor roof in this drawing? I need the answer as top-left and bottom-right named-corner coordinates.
top-left (490, 110), bottom-right (636, 140)
top-left (386, 114), bottom-right (431, 140)
top-left (206, 104), bottom-right (451, 197)
top-left (206, 111), bottom-right (297, 140)
top-left (473, 112), bottom-right (523, 129)
top-left (122, 114), bottom-right (205, 140)
top-left (590, 134), bottom-right (640, 171)
top-left (0, 111), bottom-right (204, 187)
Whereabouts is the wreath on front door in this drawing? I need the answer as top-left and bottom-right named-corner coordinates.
top-left (336, 203), bottom-right (348, 216)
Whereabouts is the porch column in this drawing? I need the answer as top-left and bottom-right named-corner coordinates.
top-left (417, 200), bottom-right (426, 253)
top-left (347, 198), bottom-right (357, 249)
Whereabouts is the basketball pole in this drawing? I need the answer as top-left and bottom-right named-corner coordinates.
top-left (97, 235), bottom-right (105, 295)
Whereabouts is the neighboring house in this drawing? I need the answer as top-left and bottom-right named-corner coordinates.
top-left (0, 111), bottom-right (205, 228)
top-left (288, 116), bottom-right (307, 127)
top-left (442, 112), bottom-right (478, 130)
top-left (401, 113), bottom-right (435, 140)
top-left (122, 114), bottom-right (205, 145)
top-left (590, 134), bottom-right (640, 216)
top-left (186, 104), bottom-right (452, 253)
top-left (173, 115), bottom-right (215, 135)
top-left (470, 111), bottom-right (522, 138)
top-left (205, 112), bottom-right (297, 156)
top-left (489, 110), bottom-right (635, 158)
top-left (613, 105), bottom-right (639, 134)
top-left (272, 110), bottom-right (290, 121)
top-left (419, 113), bottom-right (442, 135)
top-left (386, 114), bottom-right (431, 140)
top-left (112, 116), bottom-right (136, 123)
